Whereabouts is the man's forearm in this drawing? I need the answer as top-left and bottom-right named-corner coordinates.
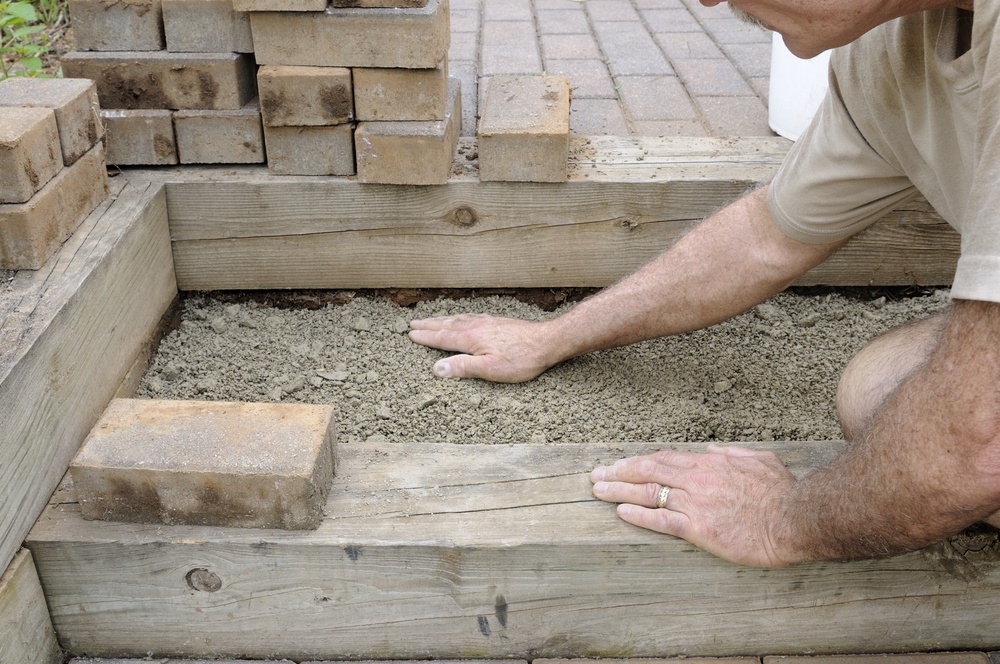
top-left (545, 186), bottom-right (844, 364)
top-left (409, 185), bottom-right (845, 384)
top-left (781, 300), bottom-right (1000, 561)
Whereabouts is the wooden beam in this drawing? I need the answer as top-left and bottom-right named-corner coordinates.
top-left (125, 136), bottom-right (959, 291)
top-left (0, 179), bottom-right (177, 575)
top-left (0, 549), bottom-right (61, 664)
top-left (27, 441), bottom-right (1000, 660)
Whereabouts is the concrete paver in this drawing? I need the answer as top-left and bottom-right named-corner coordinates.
top-left (466, 0), bottom-right (777, 137)
top-left (478, 74), bottom-right (570, 182)
top-left (355, 78), bottom-right (461, 184)
top-left (70, 398), bottom-right (337, 530)
top-left (101, 109), bottom-right (178, 166)
top-left (67, 0), bottom-right (165, 51)
top-left (0, 107), bottom-right (61, 204)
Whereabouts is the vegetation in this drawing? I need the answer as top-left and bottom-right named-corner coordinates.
top-left (1, 0), bottom-right (69, 80)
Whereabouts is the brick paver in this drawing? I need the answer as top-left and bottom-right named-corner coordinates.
top-left (467, 0), bottom-right (777, 137)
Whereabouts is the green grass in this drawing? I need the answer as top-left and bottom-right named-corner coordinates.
top-left (1, 1), bottom-right (69, 80)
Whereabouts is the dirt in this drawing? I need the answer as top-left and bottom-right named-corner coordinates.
top-left (135, 288), bottom-right (951, 445)
top-left (318, 83), bottom-right (352, 121)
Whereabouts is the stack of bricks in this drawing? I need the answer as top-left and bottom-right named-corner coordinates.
top-left (59, 0), bottom-right (460, 184)
top-left (244, 0), bottom-right (459, 184)
top-left (0, 78), bottom-right (109, 270)
top-left (61, 0), bottom-right (261, 166)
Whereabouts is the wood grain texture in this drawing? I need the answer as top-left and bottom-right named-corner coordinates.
top-left (0, 180), bottom-right (177, 575)
top-left (125, 137), bottom-right (958, 290)
top-left (28, 441), bottom-right (1000, 660)
top-left (0, 549), bottom-right (61, 664)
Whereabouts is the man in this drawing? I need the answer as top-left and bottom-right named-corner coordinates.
top-left (409, 0), bottom-right (998, 567)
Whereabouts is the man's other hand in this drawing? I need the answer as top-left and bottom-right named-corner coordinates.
top-left (408, 314), bottom-right (558, 383)
top-left (591, 444), bottom-right (803, 567)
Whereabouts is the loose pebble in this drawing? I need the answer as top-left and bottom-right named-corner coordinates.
top-left (796, 313), bottom-right (822, 328)
top-left (282, 377), bottom-right (306, 394)
top-left (317, 370), bottom-right (350, 382)
top-left (195, 377), bottom-right (218, 393)
top-left (415, 394), bottom-right (438, 410)
top-left (349, 317), bottom-right (372, 332)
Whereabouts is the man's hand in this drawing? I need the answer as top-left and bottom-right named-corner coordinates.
top-left (591, 445), bottom-right (803, 567)
top-left (408, 314), bottom-right (559, 383)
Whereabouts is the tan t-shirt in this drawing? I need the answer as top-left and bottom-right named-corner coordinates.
top-left (767, 1), bottom-right (999, 302)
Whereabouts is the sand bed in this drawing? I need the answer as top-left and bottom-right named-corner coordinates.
top-left (135, 289), bottom-right (950, 444)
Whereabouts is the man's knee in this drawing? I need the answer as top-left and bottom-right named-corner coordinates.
top-left (835, 312), bottom-right (948, 441)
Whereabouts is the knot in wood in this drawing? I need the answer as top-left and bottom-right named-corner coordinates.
top-left (619, 219), bottom-right (637, 231)
top-left (949, 526), bottom-right (1000, 560)
top-left (449, 206), bottom-right (479, 228)
top-left (186, 567), bottom-right (223, 592)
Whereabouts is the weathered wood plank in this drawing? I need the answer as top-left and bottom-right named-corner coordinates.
top-left (0, 549), bottom-right (61, 664)
top-left (122, 137), bottom-right (959, 290)
top-left (28, 441), bottom-right (1000, 660)
top-left (0, 180), bottom-right (177, 575)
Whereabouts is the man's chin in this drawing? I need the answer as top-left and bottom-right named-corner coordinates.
top-left (730, 5), bottom-right (769, 31)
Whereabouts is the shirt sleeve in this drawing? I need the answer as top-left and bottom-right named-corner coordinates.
top-left (767, 49), bottom-right (920, 246)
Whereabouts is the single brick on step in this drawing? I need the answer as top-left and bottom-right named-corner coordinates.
top-left (0, 108), bottom-right (61, 205)
top-left (257, 65), bottom-right (353, 127)
top-left (174, 99), bottom-right (265, 164)
top-left (354, 59), bottom-right (447, 121)
top-left (0, 143), bottom-right (109, 270)
top-left (61, 51), bottom-right (257, 111)
top-left (70, 399), bottom-right (338, 530)
top-left (101, 109), bottom-right (177, 165)
top-left (478, 75), bottom-right (571, 183)
top-left (162, 0), bottom-right (254, 53)
top-left (264, 124), bottom-right (355, 176)
top-left (250, 0), bottom-right (450, 69)
top-left (233, 0), bottom-right (327, 9)
top-left (355, 76), bottom-right (460, 185)
top-left (0, 78), bottom-right (103, 166)
top-left (68, 0), bottom-right (165, 51)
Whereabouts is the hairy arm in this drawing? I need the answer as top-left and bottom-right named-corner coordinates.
top-left (409, 186), bottom-right (844, 381)
top-left (592, 299), bottom-right (1000, 566)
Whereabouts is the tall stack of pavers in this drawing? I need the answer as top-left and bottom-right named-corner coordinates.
top-left (247, 0), bottom-right (457, 183)
top-left (60, 0), bottom-right (460, 184)
top-left (0, 78), bottom-right (108, 269)
top-left (62, 0), bottom-right (260, 166)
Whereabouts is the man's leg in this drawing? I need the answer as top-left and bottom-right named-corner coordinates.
top-left (836, 304), bottom-right (1000, 528)
top-left (836, 311), bottom-right (949, 442)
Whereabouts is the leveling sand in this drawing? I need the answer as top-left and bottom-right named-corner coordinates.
top-left (136, 289), bottom-right (950, 444)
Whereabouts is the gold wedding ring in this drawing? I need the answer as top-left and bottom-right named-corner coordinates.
top-left (655, 486), bottom-right (670, 509)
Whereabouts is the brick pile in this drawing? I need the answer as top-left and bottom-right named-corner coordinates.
top-left (247, 0), bottom-right (458, 183)
top-left (0, 78), bottom-right (109, 269)
top-left (60, 0), bottom-right (462, 183)
top-left (62, 0), bottom-right (261, 166)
